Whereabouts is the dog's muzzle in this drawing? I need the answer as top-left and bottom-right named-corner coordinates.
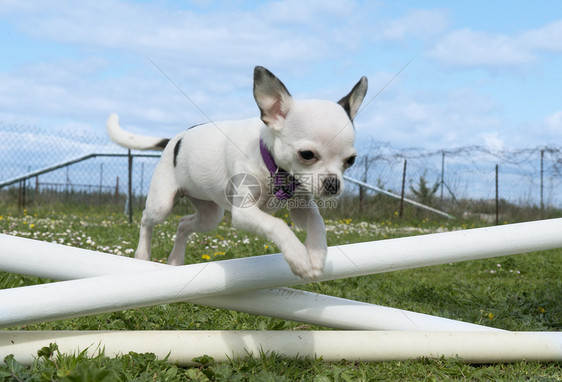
top-left (322, 176), bottom-right (341, 196)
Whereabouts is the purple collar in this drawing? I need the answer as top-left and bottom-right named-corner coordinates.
top-left (259, 139), bottom-right (300, 200)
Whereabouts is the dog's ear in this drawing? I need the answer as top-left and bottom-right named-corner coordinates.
top-left (253, 66), bottom-right (293, 130)
top-left (338, 76), bottom-right (368, 121)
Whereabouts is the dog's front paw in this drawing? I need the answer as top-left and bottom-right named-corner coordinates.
top-left (282, 241), bottom-right (317, 280)
top-left (291, 261), bottom-right (318, 280)
top-left (308, 247), bottom-right (327, 279)
top-left (288, 256), bottom-right (316, 280)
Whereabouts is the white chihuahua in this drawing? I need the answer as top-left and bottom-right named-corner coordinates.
top-left (107, 66), bottom-right (367, 279)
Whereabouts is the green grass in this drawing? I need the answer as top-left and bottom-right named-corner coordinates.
top-left (1, 207), bottom-right (561, 381)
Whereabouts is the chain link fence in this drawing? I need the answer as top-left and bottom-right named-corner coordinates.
top-left (0, 123), bottom-right (159, 215)
top-left (343, 141), bottom-right (562, 221)
top-left (1, 123), bottom-right (561, 221)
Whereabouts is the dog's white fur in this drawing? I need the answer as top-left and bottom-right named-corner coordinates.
top-left (107, 66), bottom-right (367, 279)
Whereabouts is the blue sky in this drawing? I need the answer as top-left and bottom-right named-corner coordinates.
top-left (1, 0), bottom-right (562, 153)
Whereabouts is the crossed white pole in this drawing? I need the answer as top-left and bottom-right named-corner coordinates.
top-left (1, 219), bottom-right (561, 364)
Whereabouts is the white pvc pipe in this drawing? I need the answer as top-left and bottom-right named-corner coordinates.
top-left (197, 289), bottom-right (495, 332)
top-left (0, 234), bottom-right (164, 280)
top-left (1, 331), bottom-right (561, 365)
top-left (0, 234), bottom-right (497, 332)
top-left (344, 175), bottom-right (455, 219)
top-left (1, 218), bottom-right (561, 328)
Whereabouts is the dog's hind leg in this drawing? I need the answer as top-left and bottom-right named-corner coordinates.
top-left (135, 166), bottom-right (178, 262)
top-left (167, 197), bottom-right (224, 266)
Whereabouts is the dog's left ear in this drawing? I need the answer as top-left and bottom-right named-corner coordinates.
top-left (338, 76), bottom-right (368, 121)
top-left (253, 66), bottom-right (294, 130)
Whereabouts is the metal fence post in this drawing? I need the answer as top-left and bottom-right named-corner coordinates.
top-left (128, 150), bottom-right (133, 224)
top-left (399, 160), bottom-right (407, 218)
top-left (359, 156), bottom-right (368, 215)
top-left (18, 180), bottom-right (23, 211)
top-left (140, 162), bottom-right (145, 209)
top-left (540, 149), bottom-right (544, 217)
top-left (495, 164), bottom-right (499, 225)
top-left (440, 151), bottom-right (445, 203)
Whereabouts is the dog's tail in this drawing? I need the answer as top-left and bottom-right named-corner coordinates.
top-left (106, 113), bottom-right (170, 151)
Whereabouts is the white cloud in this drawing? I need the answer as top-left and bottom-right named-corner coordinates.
top-left (428, 18), bottom-right (562, 69)
top-left (0, 62), bottom-right (210, 136)
top-left (380, 9), bottom-right (450, 41)
top-left (544, 110), bottom-right (562, 135)
top-left (2, 0), bottom-right (365, 72)
top-left (356, 87), bottom-right (503, 150)
top-left (0, 0), bottom-right (403, 135)
top-left (428, 29), bottom-right (535, 67)
top-left (482, 132), bottom-right (505, 152)
top-left (521, 20), bottom-right (562, 52)
top-left (259, 0), bottom-right (356, 25)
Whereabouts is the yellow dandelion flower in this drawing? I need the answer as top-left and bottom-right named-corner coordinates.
top-left (488, 312), bottom-right (494, 320)
top-left (202, 254), bottom-right (211, 260)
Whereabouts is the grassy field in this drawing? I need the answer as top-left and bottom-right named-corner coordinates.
top-left (0, 205), bottom-right (561, 381)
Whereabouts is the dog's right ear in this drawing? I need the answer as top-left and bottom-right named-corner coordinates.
top-left (253, 66), bottom-right (293, 130)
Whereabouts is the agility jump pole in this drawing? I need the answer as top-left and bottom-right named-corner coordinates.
top-left (0, 234), bottom-right (496, 332)
top-left (1, 218), bottom-right (561, 328)
top-left (344, 175), bottom-right (455, 219)
top-left (2, 331), bottom-right (561, 366)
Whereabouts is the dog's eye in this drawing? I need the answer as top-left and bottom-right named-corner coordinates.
top-left (345, 155), bottom-right (356, 167)
top-left (299, 150), bottom-right (316, 161)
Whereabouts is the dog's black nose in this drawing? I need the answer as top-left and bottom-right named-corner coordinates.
top-left (322, 177), bottom-right (340, 195)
